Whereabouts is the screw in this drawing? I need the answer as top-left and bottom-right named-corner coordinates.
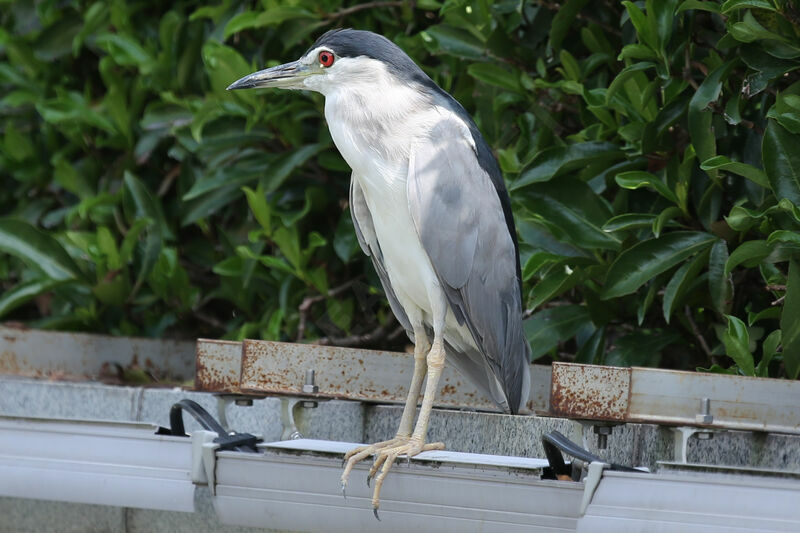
top-left (302, 369), bottom-right (319, 394)
top-left (235, 398), bottom-right (253, 406)
top-left (289, 430), bottom-right (303, 440)
top-left (695, 397), bottom-right (713, 424)
top-left (594, 425), bottom-right (612, 449)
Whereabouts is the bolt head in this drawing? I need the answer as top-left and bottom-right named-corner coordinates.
top-left (696, 431), bottom-right (713, 440)
top-left (302, 384), bottom-right (319, 394)
top-left (695, 414), bottom-right (713, 424)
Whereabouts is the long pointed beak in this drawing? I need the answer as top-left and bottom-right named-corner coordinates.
top-left (227, 60), bottom-right (311, 91)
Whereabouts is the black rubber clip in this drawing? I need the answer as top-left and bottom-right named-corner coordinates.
top-left (163, 398), bottom-right (260, 453)
top-left (541, 430), bottom-right (642, 480)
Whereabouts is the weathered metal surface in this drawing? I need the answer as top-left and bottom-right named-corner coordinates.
top-left (194, 339), bottom-right (243, 393)
top-left (195, 339), bottom-right (548, 411)
top-left (239, 339), bottom-right (498, 410)
top-left (549, 363), bottom-right (630, 421)
top-left (546, 362), bottom-right (800, 435)
top-left (0, 325), bottom-right (194, 382)
top-left (529, 364), bottom-right (552, 414)
top-left (628, 367), bottom-right (800, 433)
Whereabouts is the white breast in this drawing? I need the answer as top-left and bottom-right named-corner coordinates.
top-left (320, 63), bottom-right (446, 323)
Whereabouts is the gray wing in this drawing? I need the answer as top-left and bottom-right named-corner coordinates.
top-left (407, 118), bottom-right (530, 413)
top-left (349, 176), bottom-right (413, 335)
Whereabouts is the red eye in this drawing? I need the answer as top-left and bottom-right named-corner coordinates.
top-left (319, 51), bottom-right (335, 67)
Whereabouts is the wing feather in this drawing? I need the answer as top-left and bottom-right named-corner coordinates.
top-left (407, 117), bottom-right (530, 413)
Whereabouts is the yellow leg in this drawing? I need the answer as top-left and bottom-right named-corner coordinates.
top-left (339, 327), bottom-right (430, 494)
top-left (368, 338), bottom-right (446, 517)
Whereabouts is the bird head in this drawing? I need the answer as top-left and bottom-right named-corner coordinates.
top-left (227, 28), bottom-right (430, 97)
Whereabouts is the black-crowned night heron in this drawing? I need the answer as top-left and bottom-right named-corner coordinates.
top-left (228, 28), bottom-right (531, 514)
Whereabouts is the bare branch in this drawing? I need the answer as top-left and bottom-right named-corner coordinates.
top-left (684, 305), bottom-right (716, 365)
top-left (296, 278), bottom-right (361, 341)
top-left (316, 317), bottom-right (402, 348)
top-left (325, 1), bottom-right (405, 21)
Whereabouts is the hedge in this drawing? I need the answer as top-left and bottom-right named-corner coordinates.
top-left (1, 0), bottom-right (800, 378)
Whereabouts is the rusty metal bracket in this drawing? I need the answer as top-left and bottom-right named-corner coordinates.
top-left (546, 362), bottom-right (800, 435)
top-left (196, 339), bottom-right (507, 410)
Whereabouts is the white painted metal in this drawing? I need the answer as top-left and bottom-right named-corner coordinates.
top-left (0, 416), bottom-right (195, 512)
top-left (212, 438), bottom-right (583, 532)
top-left (579, 466), bottom-right (800, 532)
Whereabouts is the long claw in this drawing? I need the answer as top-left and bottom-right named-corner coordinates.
top-left (340, 481), bottom-right (347, 500)
top-left (373, 507), bottom-right (381, 521)
top-left (366, 474), bottom-right (371, 487)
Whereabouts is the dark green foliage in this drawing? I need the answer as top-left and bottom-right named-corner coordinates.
top-left (2, 1), bottom-right (800, 378)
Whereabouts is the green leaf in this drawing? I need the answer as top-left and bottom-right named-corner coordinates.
top-left (326, 298), bottom-right (354, 332)
top-left (653, 206), bottom-right (683, 237)
top-left (467, 63), bottom-right (521, 91)
top-left (622, 1), bottom-right (657, 50)
top-left (763, 120), bottom-right (800, 205)
top-left (602, 231), bottom-right (716, 299)
top-left (0, 278), bottom-right (65, 318)
top-left (527, 264), bottom-right (580, 308)
top-left (725, 240), bottom-right (771, 275)
top-left (602, 213), bottom-right (660, 232)
top-left (721, 0), bottom-right (776, 13)
top-left (781, 258), bottom-right (800, 378)
top-left (722, 315), bottom-right (755, 376)
top-left (606, 62), bottom-right (656, 105)
top-left (514, 142), bottom-right (623, 189)
top-left (202, 41), bottom-right (256, 103)
top-left (0, 219), bottom-right (84, 282)
top-left (96, 226), bottom-right (121, 271)
top-left (575, 327), bottom-right (605, 364)
top-left (663, 250), bottom-right (709, 323)
top-left (618, 44), bottom-right (658, 61)
top-left (334, 213), bottom-right (359, 263)
top-left (549, 0), bottom-right (590, 52)
top-left (524, 178), bottom-right (619, 250)
top-left (123, 172), bottom-right (163, 294)
top-left (756, 329), bottom-right (781, 377)
top-left (423, 25), bottom-right (485, 60)
top-left (94, 33), bottom-right (155, 74)
top-left (524, 305), bottom-right (592, 361)
top-left (615, 170), bottom-right (680, 205)
top-left (700, 155), bottom-right (770, 189)
top-left (709, 239), bottom-right (733, 315)
top-left (767, 230), bottom-right (800, 246)
top-left (604, 330), bottom-right (679, 367)
top-left (243, 185), bottom-right (272, 236)
top-left (748, 306), bottom-right (781, 325)
top-left (119, 218), bottom-right (153, 264)
top-left (224, 7), bottom-right (316, 39)
top-left (689, 61), bottom-right (738, 177)
top-left (677, 0), bottom-right (722, 13)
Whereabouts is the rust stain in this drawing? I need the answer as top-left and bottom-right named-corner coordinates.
top-left (549, 363), bottom-right (629, 421)
top-left (0, 350), bottom-right (21, 374)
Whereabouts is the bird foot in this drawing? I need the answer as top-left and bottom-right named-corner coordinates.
top-left (340, 437), bottom-right (445, 515)
top-left (369, 439), bottom-right (445, 515)
top-left (340, 436), bottom-right (409, 496)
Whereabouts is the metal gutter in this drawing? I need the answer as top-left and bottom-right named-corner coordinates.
top-left (211, 438), bottom-right (583, 532)
top-left (0, 416), bottom-right (195, 512)
top-left (579, 465), bottom-right (800, 532)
